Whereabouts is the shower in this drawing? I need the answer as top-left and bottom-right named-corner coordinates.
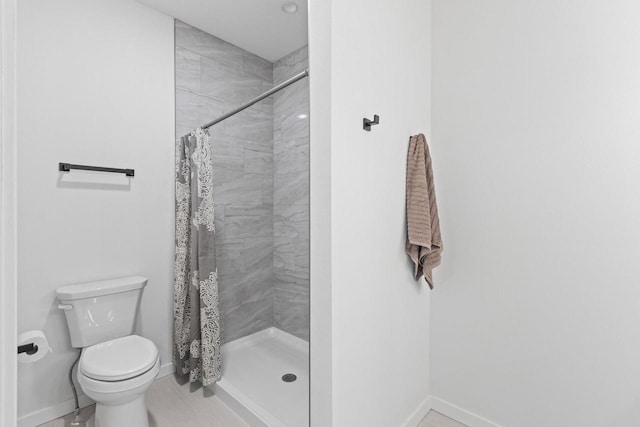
top-left (174, 20), bottom-right (310, 427)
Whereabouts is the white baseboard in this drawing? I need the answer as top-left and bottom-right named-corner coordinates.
top-left (402, 396), bottom-right (433, 427)
top-left (17, 393), bottom-right (95, 427)
top-left (18, 362), bottom-right (175, 427)
top-left (157, 361), bottom-right (175, 379)
top-left (429, 396), bottom-right (502, 427)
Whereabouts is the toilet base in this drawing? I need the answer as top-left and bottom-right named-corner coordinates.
top-left (86, 396), bottom-right (150, 427)
top-left (78, 354), bottom-right (160, 427)
top-left (93, 394), bottom-right (149, 427)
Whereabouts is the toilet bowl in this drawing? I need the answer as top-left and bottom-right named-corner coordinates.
top-left (78, 335), bottom-right (159, 427)
top-left (56, 276), bottom-right (159, 427)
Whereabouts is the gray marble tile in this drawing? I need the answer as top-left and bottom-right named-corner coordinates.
top-left (175, 47), bottom-right (201, 93)
top-left (262, 177), bottom-right (273, 205)
top-left (212, 134), bottom-right (244, 160)
top-left (273, 45), bottom-right (308, 85)
top-left (273, 204), bottom-right (309, 239)
top-left (274, 274), bottom-right (308, 296)
top-left (279, 107), bottom-right (310, 141)
top-left (175, 90), bottom-right (225, 138)
top-left (274, 48), bottom-right (298, 67)
top-left (177, 21), bottom-right (277, 343)
top-left (274, 170), bottom-right (309, 206)
top-left (215, 238), bottom-right (243, 276)
top-left (262, 80), bottom-right (274, 94)
top-left (295, 238), bottom-right (310, 275)
top-left (243, 52), bottom-right (273, 81)
top-left (176, 22), bottom-right (310, 343)
top-left (273, 235), bottom-right (309, 274)
top-left (276, 265), bottom-right (309, 283)
top-left (273, 236), bottom-right (294, 271)
top-left (175, 21), bottom-right (243, 71)
top-left (219, 268), bottom-right (272, 338)
top-left (225, 205), bottom-right (272, 217)
top-left (294, 45), bottom-right (309, 67)
top-left (212, 163), bottom-right (243, 191)
top-left (271, 44), bottom-right (310, 335)
top-left (220, 262), bottom-right (272, 295)
top-left (273, 58), bottom-right (294, 86)
top-left (274, 138), bottom-right (309, 174)
top-left (213, 153), bottom-right (243, 173)
top-left (210, 136), bottom-right (245, 181)
top-left (273, 135), bottom-right (297, 158)
top-left (219, 267), bottom-right (272, 305)
top-left (224, 214), bottom-right (272, 239)
top-left (273, 128), bottom-right (282, 145)
top-left (275, 279), bottom-right (309, 296)
top-left (221, 295), bottom-right (273, 343)
top-left (244, 138), bottom-right (272, 154)
top-left (201, 57), bottom-right (263, 104)
top-left (274, 287), bottom-right (309, 341)
top-left (273, 82), bottom-right (309, 118)
top-left (244, 148), bottom-right (273, 175)
top-left (213, 171), bottom-right (263, 206)
top-left (223, 103), bottom-right (272, 141)
top-left (222, 289), bottom-right (274, 333)
top-left (260, 94), bottom-right (274, 106)
top-left (219, 222), bottom-right (272, 331)
top-left (242, 237), bottom-right (274, 272)
top-left (273, 237), bottom-right (308, 279)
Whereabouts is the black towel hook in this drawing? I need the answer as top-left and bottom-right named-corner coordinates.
top-left (363, 115), bottom-right (380, 132)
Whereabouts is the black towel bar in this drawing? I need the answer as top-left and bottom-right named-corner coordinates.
top-left (59, 163), bottom-right (134, 177)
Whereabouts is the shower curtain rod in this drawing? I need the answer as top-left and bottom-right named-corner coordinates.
top-left (187, 68), bottom-right (309, 136)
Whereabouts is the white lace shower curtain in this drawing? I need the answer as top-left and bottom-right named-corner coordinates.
top-left (174, 128), bottom-right (222, 386)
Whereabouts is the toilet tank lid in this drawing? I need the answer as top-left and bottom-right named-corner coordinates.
top-left (56, 276), bottom-right (148, 300)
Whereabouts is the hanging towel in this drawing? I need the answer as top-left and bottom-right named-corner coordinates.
top-left (405, 134), bottom-right (442, 289)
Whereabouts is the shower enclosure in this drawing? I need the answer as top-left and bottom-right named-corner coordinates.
top-left (174, 20), bottom-right (310, 427)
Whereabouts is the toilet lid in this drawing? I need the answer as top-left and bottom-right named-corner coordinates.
top-left (80, 335), bottom-right (158, 381)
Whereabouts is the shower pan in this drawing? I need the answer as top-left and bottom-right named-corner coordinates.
top-left (214, 328), bottom-right (309, 426)
top-left (175, 21), bottom-right (310, 426)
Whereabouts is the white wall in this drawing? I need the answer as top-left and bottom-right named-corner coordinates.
top-left (308, 0), bottom-right (333, 424)
top-left (430, 1), bottom-right (640, 426)
top-left (309, 0), bottom-right (432, 425)
top-left (1, 0), bottom-right (18, 426)
top-left (16, 0), bottom-right (175, 423)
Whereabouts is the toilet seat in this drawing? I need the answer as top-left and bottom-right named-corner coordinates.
top-left (80, 335), bottom-right (158, 382)
top-left (79, 355), bottom-right (160, 395)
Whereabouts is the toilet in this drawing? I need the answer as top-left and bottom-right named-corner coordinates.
top-left (56, 276), bottom-right (159, 427)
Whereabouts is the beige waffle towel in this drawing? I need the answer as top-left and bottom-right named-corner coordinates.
top-left (405, 134), bottom-right (442, 288)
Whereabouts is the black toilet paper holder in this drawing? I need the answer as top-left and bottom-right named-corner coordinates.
top-left (18, 343), bottom-right (38, 355)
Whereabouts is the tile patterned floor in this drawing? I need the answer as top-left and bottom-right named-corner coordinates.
top-left (38, 375), bottom-right (246, 427)
top-left (39, 374), bottom-right (465, 427)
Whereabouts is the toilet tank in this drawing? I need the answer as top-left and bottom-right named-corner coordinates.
top-left (56, 276), bottom-right (148, 348)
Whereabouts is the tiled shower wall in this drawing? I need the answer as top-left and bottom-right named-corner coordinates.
top-left (175, 21), bottom-right (309, 343)
top-left (273, 47), bottom-right (310, 340)
top-left (175, 21), bottom-right (274, 343)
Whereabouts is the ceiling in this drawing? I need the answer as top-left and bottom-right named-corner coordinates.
top-left (136, 0), bottom-right (308, 62)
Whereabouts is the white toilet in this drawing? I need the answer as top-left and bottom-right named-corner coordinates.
top-left (56, 276), bottom-right (159, 427)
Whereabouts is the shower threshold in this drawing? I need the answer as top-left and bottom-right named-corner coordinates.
top-left (211, 327), bottom-right (309, 427)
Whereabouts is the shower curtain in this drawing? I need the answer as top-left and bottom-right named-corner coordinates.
top-left (174, 127), bottom-right (222, 386)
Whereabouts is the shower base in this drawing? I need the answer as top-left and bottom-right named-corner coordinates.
top-left (211, 327), bottom-right (309, 427)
